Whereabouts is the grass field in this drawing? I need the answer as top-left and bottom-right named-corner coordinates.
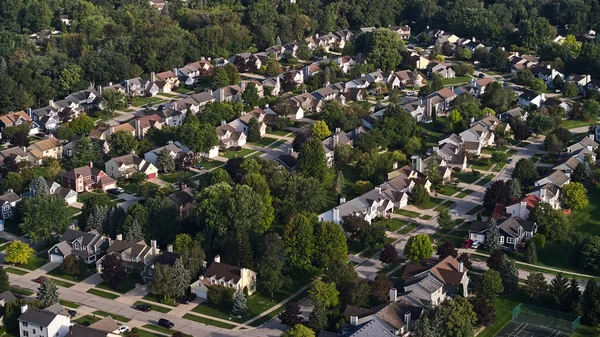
top-left (455, 172), bottom-right (481, 184)
top-left (475, 174), bottom-right (494, 186)
top-left (96, 277), bottom-right (139, 294)
top-left (249, 136), bottom-right (280, 148)
top-left (438, 185), bottom-right (462, 196)
top-left (397, 223), bottom-right (418, 235)
top-left (434, 200), bottom-right (455, 212)
top-left (48, 265), bottom-right (95, 283)
top-left (183, 313), bottom-right (236, 329)
top-left (21, 256), bottom-right (48, 271)
top-left (455, 190), bottom-right (473, 198)
top-left (9, 286), bottom-right (34, 296)
top-left (267, 130), bottom-right (291, 137)
top-left (221, 148), bottom-right (256, 159)
top-left (75, 315), bottom-right (102, 326)
top-left (394, 209), bottom-right (420, 218)
top-left (4, 267), bottom-right (27, 275)
top-left (420, 214), bottom-right (433, 220)
top-left (47, 277), bottom-right (75, 288)
top-left (87, 288), bottom-right (119, 299)
top-left (59, 299), bottom-right (80, 308)
top-left (377, 219), bottom-right (408, 231)
top-left (134, 301), bottom-right (171, 313)
top-left (93, 310), bottom-right (132, 322)
top-left (131, 97), bottom-right (168, 107)
top-left (441, 76), bottom-right (471, 86)
top-left (196, 160), bottom-right (224, 170)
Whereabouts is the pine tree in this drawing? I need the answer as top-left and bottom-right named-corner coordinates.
top-left (279, 302), bottom-right (303, 327)
top-left (525, 242), bottom-right (537, 264)
top-left (582, 279), bottom-right (600, 325)
top-left (507, 179), bottom-right (522, 199)
top-left (37, 279), bottom-right (59, 307)
top-left (124, 219), bottom-right (145, 243)
top-left (308, 304), bottom-right (327, 332)
top-left (150, 264), bottom-right (171, 299)
top-left (499, 255), bottom-right (519, 294)
top-left (225, 229), bottom-right (254, 268)
top-left (0, 267), bottom-right (9, 293)
top-left (84, 205), bottom-right (110, 233)
top-left (333, 170), bottom-right (344, 195)
top-left (566, 278), bottom-right (581, 314)
top-left (246, 117), bottom-right (261, 142)
top-left (550, 273), bottom-right (570, 310)
top-left (30, 177), bottom-right (49, 196)
top-left (170, 258), bottom-right (190, 299)
top-left (156, 148), bottom-right (176, 173)
top-left (484, 218), bottom-right (501, 250)
top-left (231, 292), bottom-right (248, 316)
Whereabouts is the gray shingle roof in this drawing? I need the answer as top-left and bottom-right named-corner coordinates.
top-left (19, 307), bottom-right (60, 326)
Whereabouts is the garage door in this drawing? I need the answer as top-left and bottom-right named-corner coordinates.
top-left (147, 173), bottom-right (157, 180)
top-left (50, 254), bottom-right (64, 263)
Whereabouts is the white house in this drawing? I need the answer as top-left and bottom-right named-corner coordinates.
top-left (190, 255), bottom-right (257, 299)
top-left (518, 90), bottom-right (546, 107)
top-left (105, 154), bottom-right (159, 180)
top-left (19, 305), bottom-right (71, 337)
top-left (144, 141), bottom-right (191, 164)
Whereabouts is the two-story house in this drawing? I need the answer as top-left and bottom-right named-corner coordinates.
top-left (504, 194), bottom-right (541, 220)
top-left (527, 183), bottom-right (561, 210)
top-left (426, 62), bottom-right (455, 79)
top-left (30, 179), bottom-right (78, 205)
top-left (321, 128), bottom-right (353, 167)
top-left (168, 185), bottom-right (195, 220)
top-left (343, 299), bottom-right (423, 337)
top-left (216, 122), bottom-right (247, 149)
top-left (19, 305), bottom-right (71, 337)
top-left (27, 137), bottom-right (63, 165)
top-left (0, 111), bottom-right (39, 135)
top-left (469, 217), bottom-right (537, 251)
top-left (0, 146), bottom-right (30, 167)
top-left (532, 65), bottom-right (564, 87)
top-left (130, 114), bottom-right (165, 140)
top-left (518, 90), bottom-right (546, 107)
top-left (48, 229), bottom-right (111, 264)
top-left (214, 85), bottom-right (243, 103)
top-left (144, 141), bottom-right (190, 165)
top-left (227, 109), bottom-right (268, 138)
top-left (89, 123), bottom-right (136, 141)
top-left (157, 108), bottom-right (185, 127)
top-left (535, 170), bottom-right (570, 187)
top-left (97, 235), bottom-right (160, 274)
top-left (61, 162), bottom-right (116, 193)
top-left (0, 189), bottom-right (21, 220)
top-left (190, 255), bottom-right (257, 299)
top-left (105, 154), bottom-right (159, 180)
top-left (499, 107), bottom-right (528, 123)
top-left (141, 248), bottom-right (179, 284)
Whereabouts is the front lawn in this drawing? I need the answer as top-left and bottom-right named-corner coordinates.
top-left (492, 162), bottom-right (507, 172)
top-left (196, 159), bottom-right (224, 170)
top-left (183, 313), bottom-right (236, 329)
top-left (142, 293), bottom-right (178, 307)
top-left (433, 200), bottom-right (455, 212)
top-left (559, 119), bottom-right (598, 129)
top-left (130, 97), bottom-right (167, 107)
top-left (4, 267), bottom-right (27, 275)
top-left (47, 277), bottom-right (75, 288)
top-left (175, 87), bottom-right (194, 94)
top-left (87, 288), bottom-right (119, 299)
top-left (159, 171), bottom-right (187, 184)
top-left (75, 315), bottom-right (101, 326)
top-left (220, 148), bottom-right (256, 159)
top-left (420, 214), bottom-right (433, 220)
top-left (249, 136), bottom-right (279, 148)
top-left (48, 264), bottom-right (95, 282)
top-left (475, 174), bottom-right (494, 186)
top-left (20, 256), bottom-right (48, 271)
top-left (466, 205), bottom-right (484, 215)
top-left (438, 185), bottom-right (461, 196)
top-left (359, 237), bottom-right (396, 258)
top-left (9, 286), bottom-right (33, 296)
top-left (59, 300), bottom-right (80, 308)
top-left (267, 130), bottom-right (291, 137)
top-left (441, 76), bottom-right (471, 86)
top-left (192, 290), bottom-right (291, 323)
top-left (455, 190), bottom-right (473, 198)
top-left (143, 324), bottom-right (189, 336)
top-left (454, 172), bottom-right (480, 184)
top-left (96, 276), bottom-right (139, 294)
top-left (394, 209), bottom-right (420, 218)
top-left (93, 310), bottom-right (131, 323)
top-left (377, 219), bottom-right (408, 232)
top-left (134, 301), bottom-right (171, 313)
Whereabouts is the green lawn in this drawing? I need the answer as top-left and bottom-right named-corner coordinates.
top-left (248, 290), bottom-right (309, 327)
top-left (455, 190), bottom-right (473, 198)
top-left (359, 237), bottom-right (396, 258)
top-left (507, 149), bottom-right (518, 156)
top-left (59, 299), bottom-right (80, 308)
top-left (249, 136), bottom-right (280, 148)
top-left (4, 267), bottom-right (27, 275)
top-left (142, 293), bottom-right (178, 307)
top-left (397, 223), bottom-right (418, 235)
top-left (159, 92), bottom-right (180, 98)
top-left (131, 97), bottom-right (168, 107)
top-left (394, 209), bottom-right (420, 218)
top-left (175, 87), bottom-right (194, 94)
top-left (87, 288), bottom-right (119, 300)
top-left (377, 219), bottom-right (407, 231)
top-left (559, 119), bottom-right (598, 129)
top-left (158, 171), bottom-right (187, 184)
top-left (477, 289), bottom-right (536, 337)
top-left (134, 301), bottom-right (171, 313)
top-left (268, 140), bottom-right (286, 148)
top-left (183, 313), bottom-right (236, 329)
top-left (75, 315), bottom-right (102, 326)
top-left (454, 172), bottom-right (480, 184)
top-left (441, 76), bottom-right (471, 86)
top-left (121, 182), bottom-right (140, 195)
top-left (20, 256), bottom-right (48, 271)
top-left (96, 277), bottom-right (139, 294)
top-left (46, 277), bottom-right (75, 288)
top-left (438, 185), bottom-right (461, 196)
top-left (475, 174), bottom-right (494, 186)
top-left (433, 200), bottom-right (455, 212)
top-left (220, 148), bottom-right (256, 159)
top-left (196, 160), bottom-right (224, 170)
top-left (192, 290), bottom-right (291, 323)
top-left (9, 286), bottom-right (33, 296)
top-left (67, 207), bottom-right (81, 217)
top-left (267, 130), bottom-right (291, 137)
top-left (93, 310), bottom-right (132, 323)
top-left (48, 265), bottom-right (95, 282)
top-left (471, 161), bottom-right (493, 171)
top-left (492, 162), bottom-right (507, 172)
top-left (466, 205), bottom-right (485, 215)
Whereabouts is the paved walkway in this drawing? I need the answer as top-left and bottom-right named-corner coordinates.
top-left (70, 273), bottom-right (105, 293)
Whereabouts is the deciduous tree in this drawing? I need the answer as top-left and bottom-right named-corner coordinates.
top-left (4, 241), bottom-right (33, 265)
top-left (560, 182), bottom-right (588, 210)
top-left (297, 138), bottom-right (327, 181)
top-left (404, 234), bottom-right (433, 262)
top-left (372, 274), bottom-right (392, 302)
top-left (437, 208), bottom-right (454, 229)
top-left (440, 296), bottom-right (477, 337)
top-left (309, 280), bottom-right (339, 308)
top-left (20, 194), bottom-right (71, 242)
top-left (100, 254), bottom-right (127, 287)
top-left (109, 130), bottom-right (138, 156)
top-left (37, 279), bottom-right (59, 307)
top-left (436, 240), bottom-right (458, 258)
top-left (380, 244), bottom-right (398, 264)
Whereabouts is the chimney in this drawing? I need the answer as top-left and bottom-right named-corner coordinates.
top-left (376, 186), bottom-right (382, 193)
top-left (6, 189), bottom-right (12, 194)
top-left (350, 315), bottom-right (359, 326)
top-left (150, 240), bottom-right (157, 255)
top-left (288, 148), bottom-right (294, 154)
top-left (116, 234), bottom-right (123, 241)
top-left (332, 207), bottom-right (340, 224)
top-left (26, 108), bottom-right (32, 117)
top-left (214, 255), bottom-right (221, 263)
top-left (547, 64), bottom-right (551, 69)
top-left (335, 127), bottom-right (341, 134)
top-left (22, 146), bottom-right (26, 153)
top-left (339, 196), bottom-right (346, 204)
top-left (49, 99), bottom-right (54, 107)
top-left (404, 312), bottom-right (412, 330)
top-left (540, 187), bottom-right (546, 200)
top-left (167, 245), bottom-right (173, 253)
top-left (393, 162), bottom-right (398, 170)
top-left (220, 120), bottom-right (226, 126)
top-left (20, 305), bottom-right (28, 314)
top-left (389, 288), bottom-right (397, 302)
top-left (458, 261), bottom-right (464, 273)
top-left (331, 134), bottom-right (339, 147)
top-left (433, 146), bottom-right (439, 154)
top-left (470, 117), bottom-right (475, 123)
top-left (89, 161), bottom-right (93, 168)
top-left (96, 85), bottom-right (102, 95)
top-left (150, 72), bottom-right (156, 83)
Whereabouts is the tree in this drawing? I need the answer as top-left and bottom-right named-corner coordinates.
top-left (458, 253), bottom-right (473, 270)
top-left (101, 90), bottom-right (125, 116)
top-left (60, 255), bottom-right (82, 276)
top-left (246, 117), bottom-right (261, 142)
top-left (156, 148), bottom-right (176, 173)
top-left (20, 194), bottom-right (71, 242)
top-left (410, 184), bottom-right (430, 206)
top-left (563, 81), bottom-right (579, 97)
top-left (207, 285), bottom-right (235, 310)
top-left (37, 279), bottom-right (59, 307)
top-left (313, 221), bottom-right (348, 268)
top-left (308, 304), bottom-right (327, 332)
top-left (437, 208), bottom-right (453, 229)
top-left (297, 138), bottom-right (327, 181)
top-left (179, 118), bottom-right (218, 154)
top-left (572, 162), bottom-right (593, 186)
top-left (440, 296), bottom-right (477, 337)
top-left (436, 240), bottom-right (458, 259)
top-left (582, 279), bottom-right (600, 325)
top-left (284, 213), bottom-right (315, 273)
top-left (171, 258), bottom-right (190, 299)
top-left (242, 83), bottom-right (260, 110)
top-left (380, 244), bottom-right (398, 264)
top-left (358, 225), bottom-right (386, 249)
top-left (312, 120), bottom-right (331, 140)
top-left (550, 273), bottom-right (570, 310)
top-left (553, 75), bottom-right (564, 89)
top-left (530, 78), bottom-right (547, 92)
top-left (109, 131), bottom-right (138, 156)
top-left (256, 233), bottom-right (286, 296)
top-left (529, 202), bottom-right (569, 240)
top-left (0, 267), bottom-right (8, 293)
top-left (30, 176), bottom-right (49, 195)
top-left (297, 45), bottom-right (312, 60)
top-left (231, 292), bottom-right (248, 316)
top-left (483, 180), bottom-right (509, 210)
top-left (566, 278), bottom-right (581, 313)
top-left (70, 116), bottom-right (95, 135)
top-left (4, 241), bottom-right (33, 265)
top-left (512, 159), bottom-right (538, 187)
top-left (414, 306), bottom-right (444, 337)
top-left (371, 273), bottom-right (393, 302)
top-left (282, 324), bottom-right (315, 337)
top-left (123, 219), bottom-right (145, 243)
top-left (560, 182), bottom-right (588, 210)
top-left (499, 255), bottom-right (519, 294)
top-left (9, 130), bottom-right (28, 147)
top-left (404, 234), bottom-right (433, 262)
top-left (56, 126), bottom-right (75, 141)
top-left (484, 219), bottom-right (501, 251)
top-left (507, 179), bottom-right (522, 199)
top-left (100, 254), bottom-right (127, 287)
top-left (342, 215), bottom-right (369, 236)
top-left (2, 172), bottom-right (23, 194)
top-left (525, 242), bottom-right (538, 264)
top-left (309, 280), bottom-right (339, 308)
top-left (525, 272), bottom-right (548, 304)
top-left (70, 137), bottom-right (103, 168)
top-left (487, 249), bottom-right (505, 271)
top-left (582, 100), bottom-right (600, 121)
top-left (470, 297), bottom-right (496, 327)
top-left (475, 270), bottom-right (504, 302)
top-left (364, 28), bottom-right (406, 71)
top-left (279, 302), bottom-right (303, 327)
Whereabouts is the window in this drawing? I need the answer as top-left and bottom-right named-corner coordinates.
top-left (22, 322), bottom-right (28, 327)
top-left (22, 332), bottom-right (28, 337)
top-left (499, 236), bottom-right (504, 244)
top-left (507, 237), bottom-right (514, 244)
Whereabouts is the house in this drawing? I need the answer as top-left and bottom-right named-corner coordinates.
top-left (154, 70), bottom-right (180, 89)
top-left (468, 77), bottom-right (495, 96)
top-left (333, 56), bottom-right (356, 73)
top-left (402, 52), bottom-right (430, 70)
top-left (66, 323), bottom-right (120, 337)
top-left (62, 162), bottom-right (117, 193)
top-left (303, 62), bottom-right (322, 79)
top-left (190, 255), bottom-right (257, 299)
top-left (458, 124), bottom-right (495, 155)
top-left (19, 305), bottom-right (71, 337)
top-left (130, 114), bottom-right (165, 139)
top-left (59, 15), bottom-right (71, 25)
top-left (401, 256), bottom-right (469, 305)
top-left (428, 88), bottom-right (457, 112)
top-left (432, 144), bottom-right (468, 171)
top-left (412, 153), bottom-right (461, 179)
top-left (123, 77), bottom-right (159, 97)
top-left (322, 128), bottom-right (353, 167)
top-left (262, 76), bottom-right (281, 96)
top-left (518, 90), bottom-right (546, 107)
top-left (508, 53), bottom-right (539, 73)
top-left (63, 137), bottom-right (109, 158)
top-left (527, 183), bottom-right (561, 210)
top-left (27, 137), bottom-right (63, 165)
top-left (32, 179), bottom-right (78, 205)
top-left (535, 170), bottom-right (570, 187)
top-left (389, 25), bottom-right (411, 39)
top-left (0, 146), bottom-right (30, 167)
top-left (553, 156), bottom-right (584, 174)
top-left (427, 62), bottom-right (455, 78)
top-left (175, 59), bottom-right (213, 86)
top-left (89, 123), bottom-right (136, 141)
top-left (169, 92), bottom-right (215, 114)
top-left (504, 194), bottom-right (541, 219)
top-left (66, 88), bottom-right (102, 110)
top-left (274, 149), bottom-right (299, 172)
top-left (169, 186), bottom-right (195, 220)
top-left (230, 53), bottom-right (262, 72)
top-left (217, 122), bottom-right (247, 149)
top-left (532, 65), bottom-right (564, 87)
top-left (0, 111), bottom-right (39, 135)
top-left (567, 135), bottom-right (599, 155)
top-left (105, 154), bottom-right (159, 180)
top-left (48, 229), bottom-right (110, 264)
top-left (156, 108), bottom-right (185, 127)
top-left (499, 107), bottom-right (528, 122)
top-left (341, 299), bottom-right (423, 337)
top-left (144, 141), bottom-right (190, 165)
top-left (469, 217), bottom-right (537, 251)
top-left (565, 74), bottom-right (592, 88)
top-left (470, 115), bottom-right (509, 133)
top-left (393, 70), bottom-right (424, 86)
top-left (141, 249), bottom-right (179, 283)
top-left (0, 189), bottom-right (21, 219)
top-left (214, 85), bottom-right (243, 103)
top-left (541, 97), bottom-right (572, 114)
top-left (228, 109), bottom-right (268, 138)
top-left (97, 236), bottom-right (160, 274)
top-left (290, 93), bottom-right (317, 114)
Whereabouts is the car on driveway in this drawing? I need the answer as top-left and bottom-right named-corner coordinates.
top-left (177, 293), bottom-right (196, 304)
top-left (507, 158), bottom-right (513, 164)
top-left (117, 326), bottom-right (130, 334)
top-left (135, 304), bottom-right (152, 312)
top-left (108, 187), bottom-right (124, 195)
top-left (34, 277), bottom-right (46, 284)
top-left (67, 310), bottom-right (77, 317)
top-left (158, 318), bottom-right (174, 329)
top-left (472, 241), bottom-right (482, 249)
top-left (462, 239), bottom-right (473, 248)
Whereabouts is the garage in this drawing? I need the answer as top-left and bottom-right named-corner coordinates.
top-left (147, 172), bottom-right (157, 180)
top-left (50, 254), bottom-right (64, 263)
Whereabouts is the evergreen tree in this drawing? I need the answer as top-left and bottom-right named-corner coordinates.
top-left (247, 117), bottom-right (261, 142)
top-left (156, 148), bottom-right (176, 173)
top-left (582, 279), bottom-right (600, 325)
top-left (499, 255), bottom-right (519, 294)
top-left (171, 258), bottom-right (190, 299)
top-left (37, 279), bottom-right (59, 307)
top-left (525, 242), bottom-right (537, 264)
top-left (124, 219), bottom-right (145, 243)
top-left (225, 228), bottom-right (254, 268)
top-left (566, 278), bottom-right (581, 314)
top-left (572, 161), bottom-right (593, 186)
top-left (333, 170), bottom-right (344, 195)
top-left (149, 263), bottom-right (171, 299)
top-left (279, 302), bottom-right (303, 327)
top-left (0, 267), bottom-right (9, 293)
top-left (507, 179), bottom-right (522, 199)
top-left (308, 304), bottom-right (328, 332)
top-left (231, 292), bottom-right (248, 316)
top-left (437, 209), bottom-right (453, 229)
top-left (484, 218), bottom-right (501, 250)
top-left (550, 273), bottom-right (570, 310)
top-left (297, 138), bottom-right (327, 181)
top-left (30, 176), bottom-right (49, 196)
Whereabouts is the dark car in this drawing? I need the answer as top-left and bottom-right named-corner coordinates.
top-left (158, 318), bottom-right (174, 329)
top-left (135, 304), bottom-right (152, 312)
top-left (177, 293), bottom-right (196, 304)
top-left (478, 73), bottom-right (486, 78)
top-left (107, 187), bottom-right (124, 195)
top-left (67, 310), bottom-right (77, 317)
top-left (34, 277), bottom-right (46, 284)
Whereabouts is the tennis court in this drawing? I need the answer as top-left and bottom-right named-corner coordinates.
top-left (495, 304), bottom-right (580, 337)
top-left (496, 321), bottom-right (567, 337)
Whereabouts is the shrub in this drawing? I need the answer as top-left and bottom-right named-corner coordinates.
top-left (531, 234), bottom-right (546, 249)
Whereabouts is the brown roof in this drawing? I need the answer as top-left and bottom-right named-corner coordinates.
top-left (375, 300), bottom-right (422, 330)
top-left (204, 262), bottom-right (245, 283)
top-left (427, 256), bottom-right (467, 286)
top-left (437, 87), bottom-right (456, 99)
top-left (109, 154), bottom-right (143, 166)
top-left (113, 123), bottom-right (135, 133)
top-left (90, 316), bottom-right (119, 332)
top-left (156, 71), bottom-right (176, 81)
top-left (0, 111), bottom-right (31, 125)
top-left (169, 188), bottom-right (194, 206)
top-left (132, 114), bottom-right (164, 130)
top-left (29, 137), bottom-right (61, 152)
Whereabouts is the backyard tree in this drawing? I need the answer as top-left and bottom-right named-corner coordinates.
top-left (156, 148), bottom-right (176, 173)
top-left (308, 304), bottom-right (327, 331)
top-left (560, 182), bottom-right (588, 210)
top-left (69, 115), bottom-right (95, 135)
top-left (529, 202), bottom-right (569, 240)
top-left (242, 83), bottom-right (260, 109)
top-left (343, 215), bottom-right (369, 236)
top-left (562, 81), bottom-right (579, 97)
top-left (440, 296), bottom-right (477, 337)
top-left (101, 89), bottom-right (126, 116)
top-left (525, 242), bottom-right (538, 264)
top-left (437, 208), bottom-right (454, 229)
top-left (297, 138), bottom-right (327, 181)
top-left (436, 240), bottom-right (458, 258)
top-left (572, 162), bottom-right (593, 186)
top-left (404, 234), bottom-right (434, 262)
top-left (179, 117), bottom-right (218, 154)
top-left (483, 180), bottom-right (509, 210)
top-left (484, 218), bottom-right (501, 251)
top-left (30, 176), bottom-right (49, 195)
top-left (410, 184), bottom-right (430, 206)
top-left (282, 324), bottom-right (315, 337)
top-left (21, 194), bottom-right (71, 242)
top-left (475, 269), bottom-right (504, 302)
top-left (512, 159), bottom-right (538, 187)
top-left (37, 279), bottom-right (59, 307)
top-left (109, 130), bottom-right (138, 156)
top-left (364, 28), bottom-right (405, 71)
top-left (312, 120), bottom-right (331, 140)
top-left (256, 233), bottom-right (286, 296)
top-left (372, 273), bottom-right (392, 302)
top-left (506, 179), bottom-right (522, 199)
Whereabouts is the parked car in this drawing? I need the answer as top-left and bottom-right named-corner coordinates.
top-left (462, 239), bottom-right (473, 249)
top-left (507, 157), bottom-right (513, 164)
top-left (472, 241), bottom-right (481, 249)
top-left (158, 318), bottom-right (174, 329)
top-left (108, 187), bottom-right (124, 195)
top-left (177, 293), bottom-right (196, 304)
top-left (117, 326), bottom-right (130, 334)
top-left (406, 91), bottom-right (415, 96)
top-left (34, 277), bottom-right (46, 284)
top-left (67, 310), bottom-right (77, 317)
top-left (193, 164), bottom-right (205, 170)
top-left (135, 304), bottom-right (152, 312)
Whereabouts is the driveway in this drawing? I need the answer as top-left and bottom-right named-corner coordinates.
top-left (117, 193), bottom-right (142, 210)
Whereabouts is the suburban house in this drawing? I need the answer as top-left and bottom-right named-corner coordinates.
top-left (401, 256), bottom-right (469, 306)
top-left (19, 305), bottom-right (71, 337)
top-left (470, 115), bottom-right (510, 133)
top-left (96, 236), bottom-right (160, 274)
top-left (0, 111), bottom-right (39, 135)
top-left (130, 114), bottom-right (165, 139)
top-left (227, 109), bottom-right (268, 138)
top-left (31, 179), bottom-right (78, 205)
top-left (290, 93), bottom-right (318, 114)
top-left (68, 319), bottom-right (121, 337)
top-left (217, 122), bottom-right (247, 149)
top-left (412, 153), bottom-right (460, 180)
top-left (105, 154), bottom-right (159, 180)
top-left (468, 77), bottom-right (495, 96)
top-left (122, 77), bottom-right (159, 97)
top-left (141, 248), bottom-right (178, 284)
top-left (527, 184), bottom-right (561, 210)
top-left (48, 229), bottom-right (110, 264)
top-left (469, 217), bottom-right (537, 251)
top-left (168, 186), bottom-right (195, 220)
top-left (427, 88), bottom-right (457, 112)
top-left (457, 124), bottom-right (495, 155)
top-left (426, 62), bottom-right (455, 78)
top-left (190, 255), bottom-right (257, 299)
top-left (402, 52), bottom-right (430, 70)
top-left (389, 25), bottom-right (411, 39)
top-left (63, 137), bottom-right (110, 158)
top-left (532, 65), bottom-right (564, 87)
top-left (0, 189), bottom-right (21, 219)
top-left (274, 149), bottom-right (299, 172)
top-left (518, 90), bottom-right (546, 107)
top-left (322, 129), bottom-right (353, 167)
top-left (504, 194), bottom-right (541, 220)
top-left (230, 53), bottom-right (262, 72)
top-left (499, 107), bottom-right (528, 122)
top-left (89, 123), bottom-right (136, 141)
top-left (62, 162), bottom-right (117, 193)
top-left (508, 53), bottom-right (539, 73)
top-left (175, 59), bottom-right (213, 86)
top-left (157, 108), bottom-right (185, 127)
top-left (214, 85), bottom-right (243, 103)
top-left (262, 76), bottom-right (281, 96)
top-left (27, 137), bottom-right (63, 165)
top-left (0, 146), bottom-right (30, 167)
top-left (341, 299), bottom-right (423, 337)
top-left (535, 170), bottom-right (570, 187)
top-left (169, 92), bottom-right (215, 114)
top-left (567, 135), bottom-right (599, 155)
top-left (144, 141), bottom-right (190, 165)
top-left (565, 73), bottom-right (592, 88)
top-left (541, 97), bottom-right (572, 114)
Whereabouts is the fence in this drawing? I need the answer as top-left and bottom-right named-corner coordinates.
top-left (512, 303), bottom-right (581, 333)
